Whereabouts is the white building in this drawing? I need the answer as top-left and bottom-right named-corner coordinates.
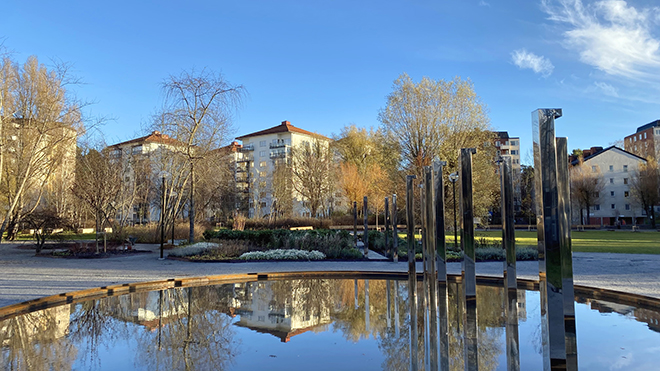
top-left (570, 146), bottom-right (647, 226)
top-left (108, 131), bottom-right (184, 223)
top-left (493, 131), bottom-right (522, 212)
top-left (235, 121), bottom-right (331, 218)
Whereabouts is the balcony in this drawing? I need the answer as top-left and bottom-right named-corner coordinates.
top-left (269, 142), bottom-right (286, 149)
top-left (270, 151), bottom-right (286, 159)
top-left (240, 145), bottom-right (254, 152)
top-left (236, 158), bottom-right (251, 163)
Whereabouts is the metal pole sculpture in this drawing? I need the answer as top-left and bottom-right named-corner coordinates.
top-left (449, 172), bottom-right (459, 250)
top-left (365, 279), bottom-right (370, 333)
top-left (460, 148), bottom-right (478, 371)
top-left (506, 288), bottom-right (521, 371)
top-left (394, 280), bottom-right (400, 338)
top-left (354, 279), bottom-right (359, 309)
top-left (385, 197), bottom-right (390, 259)
top-left (424, 165), bottom-right (439, 371)
top-left (406, 175), bottom-right (419, 371)
top-left (363, 196), bottom-right (369, 258)
top-left (500, 156), bottom-right (517, 290)
top-left (386, 280), bottom-right (392, 329)
top-left (501, 155), bottom-right (521, 370)
top-left (353, 201), bottom-right (358, 248)
top-left (434, 160), bottom-right (450, 371)
top-left (557, 137), bottom-right (578, 371)
top-left (532, 108), bottom-right (567, 370)
top-left (392, 194), bottom-right (398, 263)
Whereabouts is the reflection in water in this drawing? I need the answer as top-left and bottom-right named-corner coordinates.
top-left (2, 278), bottom-right (660, 370)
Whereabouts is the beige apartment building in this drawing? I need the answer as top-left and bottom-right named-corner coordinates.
top-left (570, 146), bottom-right (648, 226)
top-left (236, 121), bottom-right (331, 218)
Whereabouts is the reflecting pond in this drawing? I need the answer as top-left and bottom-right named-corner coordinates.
top-left (2, 278), bottom-right (660, 370)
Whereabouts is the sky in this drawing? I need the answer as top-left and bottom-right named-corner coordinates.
top-left (3, 0), bottom-right (660, 165)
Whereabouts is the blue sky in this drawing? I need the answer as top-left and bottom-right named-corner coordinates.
top-left (3, 0), bottom-right (660, 164)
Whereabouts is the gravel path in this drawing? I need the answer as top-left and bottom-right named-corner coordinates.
top-left (2, 241), bottom-right (660, 308)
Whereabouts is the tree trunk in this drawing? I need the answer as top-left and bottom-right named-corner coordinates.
top-left (585, 201), bottom-right (590, 225)
top-left (580, 207), bottom-right (584, 226)
top-left (651, 206), bottom-right (656, 229)
top-left (189, 162), bottom-right (195, 244)
top-left (95, 211), bottom-right (100, 254)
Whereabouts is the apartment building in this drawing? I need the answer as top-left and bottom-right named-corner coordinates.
top-left (493, 131), bottom-right (522, 212)
top-left (107, 131), bottom-right (184, 224)
top-left (570, 146), bottom-right (647, 226)
top-left (624, 120), bottom-right (660, 161)
top-left (235, 121), bottom-right (331, 218)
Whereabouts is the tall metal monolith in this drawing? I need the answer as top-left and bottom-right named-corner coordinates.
top-left (532, 108), bottom-right (567, 370)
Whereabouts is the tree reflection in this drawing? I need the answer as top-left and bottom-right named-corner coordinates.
top-left (0, 305), bottom-right (77, 370)
top-left (134, 285), bottom-right (239, 371)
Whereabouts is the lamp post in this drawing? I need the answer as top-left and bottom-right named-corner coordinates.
top-left (449, 172), bottom-right (459, 249)
top-left (160, 175), bottom-right (166, 260)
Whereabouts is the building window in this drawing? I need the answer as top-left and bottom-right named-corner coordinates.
top-left (610, 178), bottom-right (614, 184)
top-left (260, 140), bottom-right (266, 147)
top-left (609, 165), bottom-right (614, 172)
top-left (594, 205), bottom-right (600, 211)
top-left (634, 136), bottom-right (637, 142)
top-left (624, 178), bottom-right (628, 184)
top-left (611, 204), bottom-right (616, 209)
top-left (639, 134), bottom-right (642, 140)
top-left (259, 151), bottom-right (266, 157)
top-left (610, 191), bottom-right (615, 197)
top-left (644, 132), bottom-right (647, 139)
top-left (132, 145), bottom-right (142, 154)
top-left (592, 166), bottom-right (597, 172)
top-left (495, 141), bottom-right (500, 147)
top-left (259, 161), bottom-right (267, 168)
top-left (511, 150), bottom-right (518, 155)
top-left (624, 191), bottom-right (629, 197)
top-left (625, 204), bottom-right (630, 210)
top-left (623, 165), bottom-right (628, 172)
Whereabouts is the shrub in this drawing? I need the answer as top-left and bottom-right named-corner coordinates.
top-left (113, 222), bottom-right (206, 244)
top-left (238, 249), bottom-right (326, 261)
top-left (168, 242), bottom-right (218, 257)
top-left (203, 228), bottom-right (359, 259)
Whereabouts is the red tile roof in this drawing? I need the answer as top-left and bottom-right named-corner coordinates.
top-left (109, 131), bottom-right (184, 148)
top-left (236, 121), bottom-right (330, 141)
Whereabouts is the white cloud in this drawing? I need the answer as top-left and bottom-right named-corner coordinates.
top-left (511, 49), bottom-right (555, 77)
top-left (541, 0), bottom-right (660, 80)
top-left (479, 0), bottom-right (491, 7)
top-left (593, 81), bottom-right (619, 97)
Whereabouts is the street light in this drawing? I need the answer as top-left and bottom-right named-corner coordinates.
top-left (158, 171), bottom-right (170, 260)
top-left (449, 172), bottom-right (459, 249)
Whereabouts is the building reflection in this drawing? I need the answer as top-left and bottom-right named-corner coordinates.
top-left (230, 281), bottom-right (332, 342)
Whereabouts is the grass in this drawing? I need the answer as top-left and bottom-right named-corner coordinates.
top-left (399, 230), bottom-right (660, 254)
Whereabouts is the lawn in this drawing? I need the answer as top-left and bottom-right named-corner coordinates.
top-left (398, 230), bottom-right (660, 254)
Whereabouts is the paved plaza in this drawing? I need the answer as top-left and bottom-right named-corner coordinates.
top-left (1, 241), bottom-right (660, 308)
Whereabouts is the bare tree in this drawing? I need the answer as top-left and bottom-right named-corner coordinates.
top-left (72, 146), bottom-right (122, 252)
top-left (157, 69), bottom-right (244, 242)
top-left (291, 139), bottom-right (335, 218)
top-left (271, 160), bottom-right (293, 218)
top-left (630, 159), bottom-right (660, 228)
top-left (0, 56), bottom-right (84, 241)
top-left (570, 159), bottom-right (604, 225)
